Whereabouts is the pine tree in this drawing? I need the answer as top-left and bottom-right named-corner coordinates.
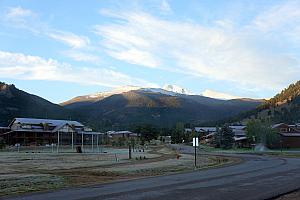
top-left (219, 124), bottom-right (234, 149)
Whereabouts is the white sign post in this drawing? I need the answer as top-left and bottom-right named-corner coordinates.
top-left (193, 137), bottom-right (199, 169)
top-left (193, 137), bottom-right (199, 147)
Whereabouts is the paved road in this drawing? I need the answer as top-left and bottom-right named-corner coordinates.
top-left (5, 146), bottom-right (300, 200)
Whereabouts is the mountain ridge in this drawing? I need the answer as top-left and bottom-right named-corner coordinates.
top-left (63, 89), bottom-right (262, 130)
top-left (0, 81), bottom-right (263, 129)
top-left (0, 82), bottom-right (71, 126)
top-left (61, 85), bottom-right (263, 109)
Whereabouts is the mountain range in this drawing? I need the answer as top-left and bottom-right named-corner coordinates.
top-left (0, 82), bottom-right (264, 130)
top-left (61, 85), bottom-right (263, 130)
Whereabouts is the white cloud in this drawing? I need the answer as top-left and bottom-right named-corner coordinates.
top-left (252, 1), bottom-right (300, 46)
top-left (253, 1), bottom-right (300, 32)
top-left (95, 9), bottom-right (300, 92)
top-left (3, 7), bottom-right (91, 50)
top-left (202, 89), bottom-right (241, 100)
top-left (0, 51), bottom-right (153, 88)
top-left (160, 0), bottom-right (172, 14)
top-left (5, 7), bottom-right (34, 19)
top-left (108, 48), bottom-right (159, 68)
top-left (63, 50), bottom-right (101, 63)
top-left (47, 31), bottom-right (90, 49)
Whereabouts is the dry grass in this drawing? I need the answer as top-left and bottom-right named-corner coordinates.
top-left (0, 145), bottom-right (235, 197)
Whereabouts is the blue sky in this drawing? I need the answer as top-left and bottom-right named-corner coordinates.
top-left (1, 0), bottom-right (300, 103)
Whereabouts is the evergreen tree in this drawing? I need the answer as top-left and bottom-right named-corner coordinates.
top-left (218, 124), bottom-right (234, 149)
top-left (213, 125), bottom-right (234, 149)
top-left (212, 127), bottom-right (221, 148)
top-left (172, 122), bottom-right (185, 143)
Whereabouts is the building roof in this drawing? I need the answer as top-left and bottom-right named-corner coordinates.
top-left (0, 126), bottom-right (10, 129)
top-left (234, 136), bottom-right (247, 141)
top-left (115, 131), bottom-right (133, 134)
top-left (8, 118), bottom-right (90, 134)
top-left (195, 127), bottom-right (216, 132)
top-left (280, 133), bottom-right (300, 137)
top-left (81, 131), bottom-right (105, 135)
top-left (203, 132), bottom-right (215, 138)
top-left (272, 123), bottom-right (287, 129)
top-left (229, 125), bottom-right (246, 130)
top-left (232, 129), bottom-right (246, 137)
top-left (11, 118), bottom-right (84, 127)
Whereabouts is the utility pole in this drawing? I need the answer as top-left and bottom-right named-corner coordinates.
top-left (57, 131), bottom-right (60, 153)
top-left (194, 141), bottom-right (197, 168)
top-left (129, 144), bottom-right (132, 159)
top-left (71, 131), bottom-right (74, 151)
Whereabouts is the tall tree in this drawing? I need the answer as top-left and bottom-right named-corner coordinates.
top-left (219, 124), bottom-right (235, 149)
top-left (172, 122), bottom-right (185, 143)
top-left (246, 119), bottom-right (279, 148)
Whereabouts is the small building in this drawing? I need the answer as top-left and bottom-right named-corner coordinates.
top-left (194, 127), bottom-right (217, 145)
top-left (194, 127), bottom-right (217, 135)
top-left (272, 123), bottom-right (300, 148)
top-left (107, 131), bottom-right (139, 140)
top-left (229, 126), bottom-right (247, 137)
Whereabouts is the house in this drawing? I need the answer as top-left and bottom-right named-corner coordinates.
top-left (194, 127), bottom-right (217, 145)
top-left (272, 123), bottom-right (300, 148)
top-left (229, 125), bottom-right (247, 137)
top-left (197, 125), bottom-right (249, 147)
top-left (229, 125), bottom-right (249, 147)
top-left (107, 131), bottom-right (139, 139)
top-left (194, 127), bottom-right (217, 135)
top-left (1, 118), bottom-right (102, 146)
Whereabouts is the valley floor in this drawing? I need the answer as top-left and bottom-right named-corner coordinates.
top-left (0, 145), bottom-right (234, 198)
top-left (3, 145), bottom-right (300, 200)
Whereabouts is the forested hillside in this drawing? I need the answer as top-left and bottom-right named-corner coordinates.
top-left (220, 81), bottom-right (300, 125)
top-left (0, 82), bottom-right (71, 126)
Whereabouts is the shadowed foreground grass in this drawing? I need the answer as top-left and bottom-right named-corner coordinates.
top-left (0, 145), bottom-right (237, 197)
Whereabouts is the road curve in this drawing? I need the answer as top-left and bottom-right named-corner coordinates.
top-left (5, 146), bottom-right (300, 200)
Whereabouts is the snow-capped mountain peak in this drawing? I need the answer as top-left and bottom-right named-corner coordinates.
top-left (162, 84), bottom-right (190, 95)
top-left (88, 85), bottom-right (190, 99)
top-left (88, 85), bottom-right (141, 99)
top-left (62, 85), bottom-right (192, 106)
